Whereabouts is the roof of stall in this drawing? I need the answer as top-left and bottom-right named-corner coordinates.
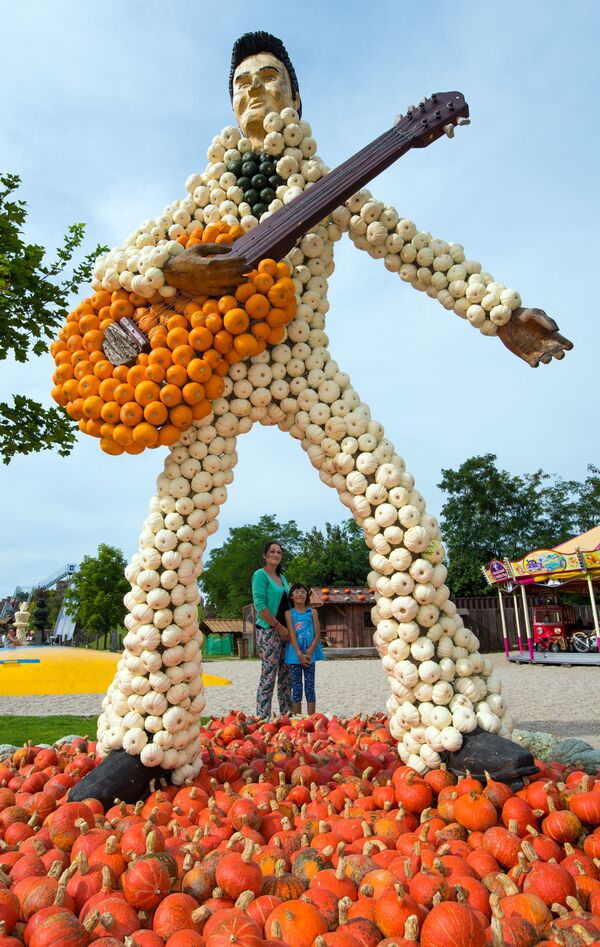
top-left (482, 524), bottom-right (600, 589)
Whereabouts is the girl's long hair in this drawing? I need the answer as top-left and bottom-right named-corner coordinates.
top-left (263, 540), bottom-right (283, 576)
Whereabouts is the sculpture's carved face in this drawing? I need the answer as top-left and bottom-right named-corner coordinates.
top-left (232, 52), bottom-right (298, 146)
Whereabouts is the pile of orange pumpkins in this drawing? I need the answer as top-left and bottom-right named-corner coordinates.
top-left (1, 712), bottom-right (600, 946)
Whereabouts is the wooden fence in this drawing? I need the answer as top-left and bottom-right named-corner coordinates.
top-left (454, 597), bottom-right (595, 653)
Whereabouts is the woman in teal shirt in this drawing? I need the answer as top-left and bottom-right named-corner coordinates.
top-left (252, 541), bottom-right (293, 717)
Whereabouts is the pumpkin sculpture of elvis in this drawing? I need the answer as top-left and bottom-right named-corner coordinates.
top-left (71, 32), bottom-right (571, 804)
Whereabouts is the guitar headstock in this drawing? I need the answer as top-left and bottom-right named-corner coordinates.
top-left (396, 92), bottom-right (470, 147)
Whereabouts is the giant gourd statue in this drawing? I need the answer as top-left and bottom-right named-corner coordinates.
top-left (55, 32), bottom-right (571, 804)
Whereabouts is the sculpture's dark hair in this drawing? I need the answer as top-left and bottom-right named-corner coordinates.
top-left (229, 31), bottom-right (301, 117)
top-left (263, 539), bottom-right (283, 576)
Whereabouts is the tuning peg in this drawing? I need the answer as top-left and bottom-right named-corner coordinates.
top-left (443, 124), bottom-right (455, 139)
top-left (457, 117), bottom-right (470, 126)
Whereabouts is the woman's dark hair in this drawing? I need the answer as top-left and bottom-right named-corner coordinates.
top-left (263, 540), bottom-right (283, 576)
top-left (289, 582), bottom-right (310, 599)
top-left (229, 31), bottom-right (302, 117)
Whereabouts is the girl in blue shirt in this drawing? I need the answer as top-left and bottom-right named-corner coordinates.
top-left (284, 583), bottom-right (324, 715)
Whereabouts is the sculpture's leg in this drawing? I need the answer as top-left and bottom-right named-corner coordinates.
top-left (275, 346), bottom-right (535, 784)
top-left (71, 417), bottom-right (243, 805)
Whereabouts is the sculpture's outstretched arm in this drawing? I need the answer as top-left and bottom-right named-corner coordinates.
top-left (329, 189), bottom-right (572, 367)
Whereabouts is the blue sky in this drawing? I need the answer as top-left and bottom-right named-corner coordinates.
top-left (1, 0), bottom-right (598, 598)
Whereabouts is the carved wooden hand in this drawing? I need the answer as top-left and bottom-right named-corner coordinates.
top-left (497, 307), bottom-right (573, 367)
top-left (163, 243), bottom-right (248, 296)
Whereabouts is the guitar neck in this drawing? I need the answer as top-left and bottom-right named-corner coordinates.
top-left (233, 125), bottom-right (414, 269)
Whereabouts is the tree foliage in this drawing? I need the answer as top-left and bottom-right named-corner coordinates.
top-left (285, 520), bottom-right (370, 588)
top-left (0, 173), bottom-right (107, 464)
top-left (63, 544), bottom-right (129, 635)
top-left (438, 454), bottom-right (600, 596)
top-left (200, 516), bottom-right (371, 616)
top-left (200, 515), bottom-right (303, 617)
top-left (31, 591), bottom-right (49, 633)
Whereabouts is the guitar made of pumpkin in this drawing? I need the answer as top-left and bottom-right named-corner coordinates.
top-left (51, 93), bottom-right (468, 455)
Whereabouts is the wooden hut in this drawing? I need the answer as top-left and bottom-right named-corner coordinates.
top-left (309, 587), bottom-right (376, 649)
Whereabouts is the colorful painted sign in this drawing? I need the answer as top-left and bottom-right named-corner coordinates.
top-left (522, 549), bottom-right (567, 575)
top-left (489, 560), bottom-right (511, 582)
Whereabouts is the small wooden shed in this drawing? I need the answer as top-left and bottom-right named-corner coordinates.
top-left (309, 587), bottom-right (376, 648)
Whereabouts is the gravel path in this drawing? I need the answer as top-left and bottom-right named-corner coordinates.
top-left (3, 654), bottom-right (599, 746)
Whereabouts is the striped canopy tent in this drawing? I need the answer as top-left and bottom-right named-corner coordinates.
top-left (482, 524), bottom-right (600, 656)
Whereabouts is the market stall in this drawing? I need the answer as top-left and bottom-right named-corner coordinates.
top-left (482, 525), bottom-right (600, 662)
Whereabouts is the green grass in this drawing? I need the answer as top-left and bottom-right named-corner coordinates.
top-left (0, 715), bottom-right (213, 749)
top-left (0, 715), bottom-right (98, 746)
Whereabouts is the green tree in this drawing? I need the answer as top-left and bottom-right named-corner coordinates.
top-left (286, 520), bottom-right (370, 587)
top-left (438, 455), bottom-right (600, 596)
top-left (31, 590), bottom-right (49, 638)
top-left (200, 515), bottom-right (303, 616)
top-left (578, 465), bottom-right (600, 532)
top-left (0, 173), bottom-right (107, 464)
top-left (63, 544), bottom-right (129, 637)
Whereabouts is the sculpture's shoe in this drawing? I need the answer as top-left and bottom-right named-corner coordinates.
top-left (69, 750), bottom-right (168, 807)
top-left (444, 729), bottom-right (538, 789)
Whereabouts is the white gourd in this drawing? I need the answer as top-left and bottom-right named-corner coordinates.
top-left (420, 745), bottom-right (442, 768)
top-left (424, 725), bottom-right (445, 752)
top-left (418, 660), bottom-right (441, 684)
top-left (410, 638), bottom-right (435, 662)
top-left (431, 680), bottom-right (453, 705)
top-left (140, 743), bottom-right (165, 767)
top-left (440, 726), bottom-right (463, 752)
top-left (391, 596), bottom-right (419, 623)
top-left (412, 681), bottom-right (433, 702)
top-left (122, 728), bottom-right (148, 755)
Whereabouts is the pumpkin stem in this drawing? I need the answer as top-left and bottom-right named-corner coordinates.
top-left (402, 914), bottom-right (418, 941)
top-left (520, 841), bottom-right (538, 863)
top-left (101, 865), bottom-right (113, 891)
top-left (490, 916), bottom-right (505, 947)
top-left (47, 859), bottom-right (64, 878)
top-left (191, 906), bottom-right (210, 924)
top-left (275, 859), bottom-right (286, 877)
top-left (394, 881), bottom-right (405, 897)
top-left (361, 820), bottom-right (372, 838)
top-left (334, 893), bottom-right (352, 928)
top-left (525, 823), bottom-right (539, 836)
top-left (507, 819), bottom-right (519, 835)
top-left (54, 878), bottom-right (68, 906)
top-left (454, 883), bottom-right (467, 903)
top-left (182, 853), bottom-right (194, 872)
top-left (432, 891), bottom-right (442, 906)
top-left (75, 818), bottom-right (89, 835)
top-left (551, 902), bottom-right (569, 918)
top-left (335, 856), bottom-right (347, 880)
top-left (360, 884), bottom-right (374, 898)
top-left (83, 908), bottom-right (101, 934)
top-left (242, 838), bottom-right (254, 864)
top-left (495, 873), bottom-right (519, 896)
top-left (573, 859), bottom-right (586, 875)
top-left (227, 831), bottom-right (244, 848)
top-left (235, 890), bottom-right (256, 910)
top-left (565, 895), bottom-right (585, 915)
top-left (572, 925), bottom-right (595, 945)
top-left (489, 892), bottom-right (503, 919)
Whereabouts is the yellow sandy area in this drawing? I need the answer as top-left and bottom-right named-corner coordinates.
top-left (0, 646), bottom-right (230, 697)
